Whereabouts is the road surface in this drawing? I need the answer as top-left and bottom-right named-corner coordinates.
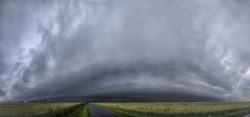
top-left (89, 104), bottom-right (124, 117)
top-left (243, 114), bottom-right (250, 117)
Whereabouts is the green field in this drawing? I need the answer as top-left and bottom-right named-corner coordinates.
top-left (2, 102), bottom-right (250, 117)
top-left (96, 102), bottom-right (250, 117)
top-left (0, 102), bottom-right (91, 117)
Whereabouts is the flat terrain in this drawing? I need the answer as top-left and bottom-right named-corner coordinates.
top-left (2, 102), bottom-right (250, 117)
top-left (0, 102), bottom-right (83, 117)
top-left (96, 102), bottom-right (250, 117)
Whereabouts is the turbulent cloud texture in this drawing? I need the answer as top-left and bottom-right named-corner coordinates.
top-left (0, 0), bottom-right (250, 101)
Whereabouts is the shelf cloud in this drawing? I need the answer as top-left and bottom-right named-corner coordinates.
top-left (1, 0), bottom-right (250, 101)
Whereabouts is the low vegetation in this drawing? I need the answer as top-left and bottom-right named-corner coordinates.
top-left (0, 102), bottom-right (91, 117)
top-left (80, 104), bottom-right (92, 117)
top-left (96, 102), bottom-right (250, 117)
top-left (3, 101), bottom-right (250, 117)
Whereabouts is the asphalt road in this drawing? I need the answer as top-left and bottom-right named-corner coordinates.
top-left (89, 104), bottom-right (124, 117)
top-left (243, 114), bottom-right (250, 117)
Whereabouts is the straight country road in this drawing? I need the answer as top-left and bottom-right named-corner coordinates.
top-left (89, 104), bottom-right (124, 117)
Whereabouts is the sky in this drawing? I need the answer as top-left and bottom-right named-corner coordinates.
top-left (0, 0), bottom-right (250, 102)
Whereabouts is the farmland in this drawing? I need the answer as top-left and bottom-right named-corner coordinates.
top-left (96, 102), bottom-right (250, 117)
top-left (0, 102), bottom-right (91, 117)
top-left (2, 102), bottom-right (250, 117)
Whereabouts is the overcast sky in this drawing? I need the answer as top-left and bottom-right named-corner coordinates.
top-left (1, 0), bottom-right (250, 102)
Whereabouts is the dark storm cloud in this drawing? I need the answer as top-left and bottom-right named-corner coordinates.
top-left (0, 89), bottom-right (6, 96)
top-left (1, 0), bottom-right (250, 101)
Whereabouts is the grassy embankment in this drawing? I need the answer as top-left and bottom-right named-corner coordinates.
top-left (67, 103), bottom-right (92, 117)
top-left (0, 102), bottom-right (91, 117)
top-left (96, 102), bottom-right (250, 117)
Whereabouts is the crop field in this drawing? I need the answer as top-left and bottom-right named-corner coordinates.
top-left (3, 102), bottom-right (250, 117)
top-left (96, 102), bottom-right (250, 117)
top-left (0, 102), bottom-right (91, 117)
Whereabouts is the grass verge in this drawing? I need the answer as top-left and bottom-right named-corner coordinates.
top-left (43, 103), bottom-right (92, 117)
top-left (80, 104), bottom-right (92, 117)
top-left (44, 103), bottom-right (86, 117)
